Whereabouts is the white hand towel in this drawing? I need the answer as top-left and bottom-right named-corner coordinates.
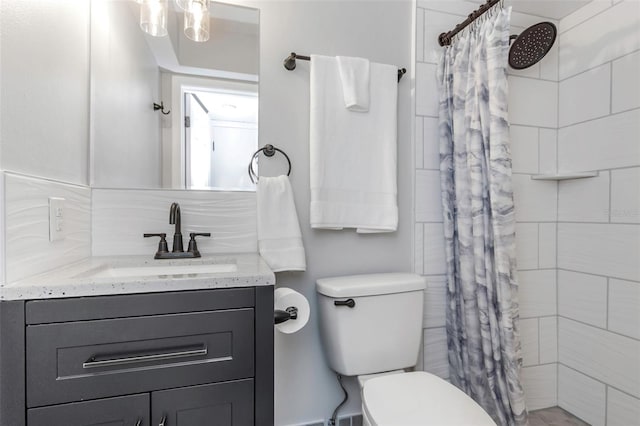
top-left (257, 175), bottom-right (306, 272)
top-left (310, 55), bottom-right (398, 233)
top-left (337, 56), bottom-right (370, 112)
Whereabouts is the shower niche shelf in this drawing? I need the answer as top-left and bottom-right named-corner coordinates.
top-left (531, 171), bottom-right (598, 181)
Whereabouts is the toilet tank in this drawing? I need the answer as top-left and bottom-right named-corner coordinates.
top-left (316, 273), bottom-right (427, 376)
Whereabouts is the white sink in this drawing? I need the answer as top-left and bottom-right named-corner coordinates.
top-left (90, 263), bottom-right (238, 279)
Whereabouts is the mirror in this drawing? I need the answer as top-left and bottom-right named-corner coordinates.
top-left (90, 0), bottom-right (259, 190)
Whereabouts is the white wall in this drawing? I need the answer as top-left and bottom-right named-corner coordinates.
top-left (556, 1), bottom-right (640, 424)
top-left (91, 0), bottom-right (162, 189)
top-left (415, 0), bottom-right (561, 412)
top-left (0, 0), bottom-right (90, 185)
top-left (246, 1), bottom-right (413, 424)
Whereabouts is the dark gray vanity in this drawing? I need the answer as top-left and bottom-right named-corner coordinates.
top-left (0, 286), bottom-right (274, 426)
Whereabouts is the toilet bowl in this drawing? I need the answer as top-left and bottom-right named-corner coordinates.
top-left (316, 273), bottom-right (496, 426)
top-left (360, 371), bottom-right (496, 426)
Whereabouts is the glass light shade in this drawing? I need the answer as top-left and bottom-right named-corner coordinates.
top-left (175, 0), bottom-right (190, 10)
top-left (184, 0), bottom-right (210, 42)
top-left (140, 0), bottom-right (168, 37)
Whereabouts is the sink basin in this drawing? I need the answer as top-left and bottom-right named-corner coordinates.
top-left (89, 263), bottom-right (238, 279)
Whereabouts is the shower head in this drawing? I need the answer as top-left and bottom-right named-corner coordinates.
top-left (509, 22), bottom-right (557, 70)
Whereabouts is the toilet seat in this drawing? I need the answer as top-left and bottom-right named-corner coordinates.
top-left (362, 371), bottom-right (496, 426)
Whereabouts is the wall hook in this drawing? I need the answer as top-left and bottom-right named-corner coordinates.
top-left (153, 102), bottom-right (171, 115)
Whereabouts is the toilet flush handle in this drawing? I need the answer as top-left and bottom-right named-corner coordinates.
top-left (334, 299), bottom-right (356, 308)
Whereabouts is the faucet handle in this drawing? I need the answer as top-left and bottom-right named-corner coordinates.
top-left (144, 233), bottom-right (169, 258)
top-left (187, 233), bottom-right (211, 258)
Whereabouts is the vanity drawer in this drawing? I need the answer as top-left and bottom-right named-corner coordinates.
top-left (26, 309), bottom-right (254, 408)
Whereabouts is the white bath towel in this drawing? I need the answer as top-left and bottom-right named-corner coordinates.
top-left (337, 56), bottom-right (370, 112)
top-left (310, 54), bottom-right (398, 233)
top-left (257, 175), bottom-right (306, 272)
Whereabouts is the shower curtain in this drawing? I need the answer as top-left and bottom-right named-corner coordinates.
top-left (437, 7), bottom-right (527, 426)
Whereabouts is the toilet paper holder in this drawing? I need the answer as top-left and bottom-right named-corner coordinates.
top-left (274, 306), bottom-right (298, 325)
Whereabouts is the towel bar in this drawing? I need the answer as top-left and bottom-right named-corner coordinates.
top-left (248, 144), bottom-right (292, 184)
top-left (283, 52), bottom-right (407, 82)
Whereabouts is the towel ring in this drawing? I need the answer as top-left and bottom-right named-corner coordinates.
top-left (248, 144), bottom-right (292, 184)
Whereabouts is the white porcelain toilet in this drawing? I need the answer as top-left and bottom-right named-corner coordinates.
top-left (316, 273), bottom-right (496, 426)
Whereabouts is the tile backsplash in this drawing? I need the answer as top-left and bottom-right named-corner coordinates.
top-left (4, 173), bottom-right (91, 283)
top-left (92, 188), bottom-right (257, 257)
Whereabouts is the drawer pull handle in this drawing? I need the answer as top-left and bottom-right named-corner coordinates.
top-left (82, 346), bottom-right (208, 369)
top-left (159, 414), bottom-right (167, 426)
top-left (135, 419), bottom-right (142, 426)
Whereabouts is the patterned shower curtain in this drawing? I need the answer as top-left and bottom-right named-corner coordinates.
top-left (437, 7), bottom-right (527, 426)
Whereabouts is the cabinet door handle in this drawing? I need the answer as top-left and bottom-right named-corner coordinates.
top-left (135, 419), bottom-right (142, 426)
top-left (159, 415), bottom-right (167, 426)
top-left (83, 345), bottom-right (207, 369)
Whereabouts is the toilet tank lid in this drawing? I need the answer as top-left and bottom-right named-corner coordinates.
top-left (316, 273), bottom-right (426, 298)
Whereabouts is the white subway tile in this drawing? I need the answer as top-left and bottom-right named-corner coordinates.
top-left (539, 317), bottom-right (558, 364)
top-left (612, 50), bottom-right (640, 113)
top-left (414, 223), bottom-right (424, 275)
top-left (415, 117), bottom-right (424, 169)
top-left (512, 175), bottom-right (557, 222)
top-left (415, 170), bottom-right (443, 222)
top-left (558, 172), bottom-right (610, 223)
top-left (521, 364), bottom-right (558, 410)
top-left (538, 129), bottom-right (558, 174)
top-left (559, 63), bottom-right (611, 127)
top-left (423, 276), bottom-right (446, 328)
top-left (423, 10), bottom-right (468, 64)
top-left (416, 63), bottom-right (439, 117)
top-left (607, 387), bottom-right (640, 426)
top-left (520, 318), bottom-right (539, 367)
top-left (608, 278), bottom-right (640, 340)
top-left (558, 270), bottom-right (608, 328)
top-left (423, 117), bottom-right (440, 170)
top-left (559, 0), bottom-right (613, 34)
top-left (558, 109), bottom-right (640, 172)
top-left (559, 1), bottom-right (640, 79)
top-left (416, 8), bottom-right (424, 63)
top-left (559, 318), bottom-right (640, 398)
top-left (558, 365), bottom-right (607, 426)
top-left (424, 223), bottom-right (447, 276)
top-left (611, 167), bottom-right (640, 224)
top-left (538, 223), bottom-right (557, 269)
top-left (423, 327), bottom-right (449, 379)
top-left (539, 40), bottom-right (559, 82)
top-left (518, 270), bottom-right (557, 318)
top-left (508, 76), bottom-right (558, 128)
top-left (558, 223), bottom-right (640, 282)
top-left (516, 223), bottom-right (539, 270)
top-left (510, 126), bottom-right (539, 174)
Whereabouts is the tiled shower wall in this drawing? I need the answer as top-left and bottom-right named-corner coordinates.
top-left (555, 1), bottom-right (640, 425)
top-left (414, 0), bottom-right (560, 410)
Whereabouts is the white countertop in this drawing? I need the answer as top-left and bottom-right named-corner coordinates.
top-left (1, 253), bottom-right (275, 301)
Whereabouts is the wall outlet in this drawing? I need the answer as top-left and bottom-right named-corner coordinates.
top-left (48, 197), bottom-right (65, 242)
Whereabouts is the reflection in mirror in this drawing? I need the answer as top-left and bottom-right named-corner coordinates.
top-left (90, 0), bottom-right (259, 190)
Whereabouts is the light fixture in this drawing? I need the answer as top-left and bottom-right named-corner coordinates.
top-left (175, 0), bottom-right (190, 10)
top-left (184, 0), bottom-right (210, 42)
top-left (140, 0), bottom-right (168, 37)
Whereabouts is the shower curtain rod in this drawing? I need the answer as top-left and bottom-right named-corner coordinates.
top-left (283, 52), bottom-right (407, 82)
top-left (438, 0), bottom-right (502, 46)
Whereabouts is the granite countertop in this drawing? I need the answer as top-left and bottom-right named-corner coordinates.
top-left (0, 253), bottom-right (275, 301)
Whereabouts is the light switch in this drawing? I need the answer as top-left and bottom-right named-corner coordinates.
top-left (49, 197), bottom-right (65, 242)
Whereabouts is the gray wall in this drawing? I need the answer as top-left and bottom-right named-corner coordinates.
top-left (249, 1), bottom-right (414, 424)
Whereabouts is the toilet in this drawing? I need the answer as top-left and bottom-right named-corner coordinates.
top-left (316, 273), bottom-right (496, 426)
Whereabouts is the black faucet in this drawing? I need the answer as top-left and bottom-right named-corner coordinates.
top-left (143, 203), bottom-right (211, 259)
top-left (169, 202), bottom-right (184, 253)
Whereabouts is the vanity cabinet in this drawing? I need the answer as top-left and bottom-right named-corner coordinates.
top-left (0, 286), bottom-right (274, 426)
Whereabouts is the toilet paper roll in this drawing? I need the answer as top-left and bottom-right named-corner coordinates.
top-left (274, 287), bottom-right (310, 334)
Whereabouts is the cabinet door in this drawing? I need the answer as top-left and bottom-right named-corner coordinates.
top-left (27, 394), bottom-right (149, 426)
top-left (152, 379), bottom-right (254, 426)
